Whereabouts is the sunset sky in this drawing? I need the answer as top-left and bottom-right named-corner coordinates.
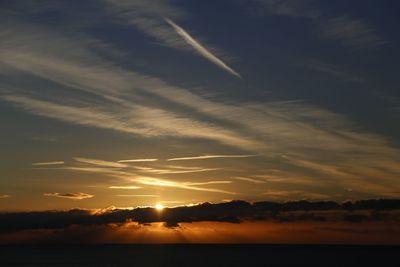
top-left (1, 0), bottom-right (400, 213)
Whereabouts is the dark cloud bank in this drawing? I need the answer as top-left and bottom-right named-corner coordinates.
top-left (1, 199), bottom-right (399, 231)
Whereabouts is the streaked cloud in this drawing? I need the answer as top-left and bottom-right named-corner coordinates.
top-left (184, 181), bottom-right (232, 186)
top-left (164, 18), bottom-right (241, 78)
top-left (74, 157), bottom-right (127, 168)
top-left (43, 192), bottom-right (94, 200)
top-left (233, 177), bottom-right (266, 184)
top-left (319, 16), bottom-right (385, 49)
top-left (167, 154), bottom-right (257, 161)
top-left (103, 0), bottom-right (239, 77)
top-left (32, 161), bottom-right (65, 166)
top-left (117, 158), bottom-right (159, 163)
top-left (263, 190), bottom-right (330, 200)
top-left (253, 0), bottom-right (385, 49)
top-left (60, 167), bottom-right (129, 178)
top-left (166, 165), bottom-right (212, 170)
top-left (0, 194), bottom-right (11, 199)
top-left (0, 3), bottom-right (399, 201)
top-left (102, 0), bottom-right (189, 50)
top-left (254, 0), bottom-right (321, 19)
top-left (108, 186), bottom-right (142, 190)
top-left (134, 166), bottom-right (220, 175)
top-left (115, 194), bottom-right (159, 198)
top-left (133, 177), bottom-right (237, 195)
top-left (300, 59), bottom-right (363, 82)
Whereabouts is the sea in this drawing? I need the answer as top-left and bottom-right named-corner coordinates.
top-left (0, 244), bottom-right (398, 266)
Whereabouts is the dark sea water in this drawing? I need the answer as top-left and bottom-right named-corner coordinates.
top-left (0, 244), bottom-right (398, 266)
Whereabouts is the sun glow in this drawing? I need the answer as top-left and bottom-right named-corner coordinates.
top-left (155, 203), bottom-right (164, 211)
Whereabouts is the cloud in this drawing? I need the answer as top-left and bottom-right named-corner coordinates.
top-left (233, 177), bottom-right (266, 184)
top-left (58, 166), bottom-right (130, 179)
top-left (0, 194), bottom-right (11, 199)
top-left (74, 157), bottom-right (127, 168)
top-left (300, 59), bottom-right (363, 82)
top-left (167, 154), bottom-right (258, 161)
top-left (43, 192), bottom-right (94, 200)
top-left (263, 190), bottom-right (330, 201)
top-left (108, 186), bottom-right (142, 190)
top-left (132, 177), bottom-right (237, 195)
top-left (0, 199), bottom-right (399, 233)
top-left (133, 166), bottom-right (220, 175)
top-left (253, 0), bottom-right (385, 49)
top-left (115, 194), bottom-right (159, 198)
top-left (103, 0), bottom-right (240, 77)
top-left (102, 0), bottom-right (189, 50)
top-left (319, 16), bottom-right (385, 49)
top-left (254, 0), bottom-right (322, 19)
top-left (164, 18), bottom-right (241, 78)
top-left (117, 158), bottom-right (158, 163)
top-left (31, 161), bottom-right (65, 166)
top-left (1, 13), bottom-right (400, 198)
top-left (184, 181), bottom-right (232, 186)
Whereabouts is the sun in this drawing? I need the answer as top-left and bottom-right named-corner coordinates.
top-left (155, 203), bottom-right (164, 211)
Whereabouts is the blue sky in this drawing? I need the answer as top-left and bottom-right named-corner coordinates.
top-left (1, 0), bottom-right (399, 210)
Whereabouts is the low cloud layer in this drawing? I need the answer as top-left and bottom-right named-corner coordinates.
top-left (1, 199), bottom-right (399, 232)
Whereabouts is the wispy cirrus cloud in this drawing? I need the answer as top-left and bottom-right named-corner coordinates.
top-left (102, 0), bottom-right (188, 50)
top-left (253, 0), bottom-right (385, 49)
top-left (43, 192), bottom-right (94, 200)
top-left (233, 177), bottom-right (266, 184)
top-left (115, 194), bottom-right (159, 198)
top-left (103, 0), bottom-right (240, 77)
top-left (262, 190), bottom-right (330, 200)
top-left (133, 177), bottom-right (237, 195)
top-left (299, 59), bottom-right (363, 82)
top-left (117, 158), bottom-right (159, 163)
top-left (32, 161), bottom-right (65, 166)
top-left (0, 194), bottom-right (11, 199)
top-left (1, 12), bottom-right (399, 199)
top-left (74, 157), bottom-right (128, 168)
top-left (108, 186), bottom-right (142, 190)
top-left (319, 16), bottom-right (385, 49)
top-left (167, 154), bottom-right (258, 161)
top-left (133, 166), bottom-right (220, 175)
top-left (164, 18), bottom-right (241, 78)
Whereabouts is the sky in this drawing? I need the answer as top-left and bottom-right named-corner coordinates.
top-left (1, 0), bottom-right (400, 213)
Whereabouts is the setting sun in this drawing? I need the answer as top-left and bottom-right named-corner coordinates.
top-left (155, 204), bottom-right (164, 211)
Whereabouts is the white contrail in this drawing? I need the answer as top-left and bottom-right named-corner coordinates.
top-left (164, 17), bottom-right (242, 79)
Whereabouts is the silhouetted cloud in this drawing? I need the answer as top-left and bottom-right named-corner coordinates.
top-left (0, 199), bottom-right (399, 233)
